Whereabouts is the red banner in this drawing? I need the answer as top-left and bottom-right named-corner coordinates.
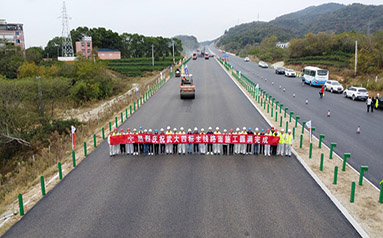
top-left (110, 134), bottom-right (279, 146)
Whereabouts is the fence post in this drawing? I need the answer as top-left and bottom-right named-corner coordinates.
top-left (329, 143), bottom-right (337, 159)
top-left (275, 111), bottom-right (278, 122)
top-left (267, 104), bottom-right (269, 114)
top-left (309, 143), bottom-right (313, 158)
top-left (58, 162), bottom-right (62, 180)
top-left (18, 194), bottom-right (24, 216)
top-left (72, 151), bottom-right (76, 167)
top-left (293, 127), bottom-right (295, 139)
top-left (300, 135), bottom-right (303, 148)
top-left (94, 134), bottom-right (96, 148)
top-left (102, 128), bottom-right (105, 140)
top-left (359, 166), bottom-right (368, 186)
top-left (121, 112), bottom-right (123, 123)
top-left (276, 101), bottom-right (279, 109)
top-left (84, 142), bottom-right (87, 157)
top-left (284, 107), bottom-right (288, 118)
top-left (285, 121), bottom-right (288, 132)
top-left (319, 134), bottom-right (325, 148)
top-left (350, 182), bottom-right (356, 203)
top-left (280, 104), bottom-right (283, 113)
top-left (40, 176), bottom-right (46, 196)
top-left (134, 102), bottom-right (136, 111)
top-left (109, 122), bottom-right (111, 132)
top-left (333, 166), bottom-right (338, 184)
top-left (342, 153), bottom-right (351, 171)
top-left (295, 116), bottom-right (300, 128)
top-left (379, 182), bottom-right (383, 203)
top-left (320, 153), bottom-right (324, 171)
top-left (125, 109), bottom-right (128, 119)
top-left (289, 112), bottom-right (294, 122)
top-left (280, 116), bottom-right (283, 127)
top-left (271, 108), bottom-right (274, 118)
top-left (115, 117), bottom-right (118, 128)
top-left (130, 105), bottom-right (132, 115)
top-left (302, 121), bottom-right (306, 134)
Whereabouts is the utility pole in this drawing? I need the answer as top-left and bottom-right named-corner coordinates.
top-left (152, 44), bottom-right (154, 66)
top-left (355, 41), bottom-right (358, 76)
top-left (172, 41), bottom-right (175, 64)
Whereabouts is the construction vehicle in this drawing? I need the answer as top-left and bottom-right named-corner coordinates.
top-left (192, 53), bottom-right (197, 60)
top-left (180, 74), bottom-right (195, 99)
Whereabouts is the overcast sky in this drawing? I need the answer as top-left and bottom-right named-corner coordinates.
top-left (1, 0), bottom-right (382, 48)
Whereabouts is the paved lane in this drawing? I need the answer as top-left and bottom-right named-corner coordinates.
top-left (3, 57), bottom-right (359, 237)
top-left (210, 46), bottom-right (383, 187)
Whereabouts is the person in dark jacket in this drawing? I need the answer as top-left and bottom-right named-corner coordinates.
top-left (193, 127), bottom-right (199, 153)
top-left (246, 128), bottom-right (253, 154)
top-left (222, 129), bottom-right (228, 155)
top-left (154, 129), bottom-right (159, 155)
top-left (229, 129), bottom-right (234, 155)
top-left (160, 128), bottom-right (165, 154)
top-left (259, 129), bottom-right (265, 155)
top-left (207, 127), bottom-right (214, 155)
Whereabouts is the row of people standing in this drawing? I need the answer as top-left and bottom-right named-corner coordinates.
top-left (108, 126), bottom-right (293, 157)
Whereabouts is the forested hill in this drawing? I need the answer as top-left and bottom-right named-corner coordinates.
top-left (216, 3), bottom-right (383, 51)
top-left (174, 35), bottom-right (200, 55)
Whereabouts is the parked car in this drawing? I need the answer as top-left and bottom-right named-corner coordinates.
top-left (258, 61), bottom-right (268, 68)
top-left (244, 57), bottom-right (250, 62)
top-left (284, 69), bottom-right (296, 77)
top-left (324, 80), bottom-right (344, 93)
top-left (343, 87), bottom-right (368, 101)
top-left (275, 67), bottom-right (285, 74)
top-left (377, 97), bottom-right (383, 109)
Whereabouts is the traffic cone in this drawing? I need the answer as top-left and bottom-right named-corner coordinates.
top-left (293, 93), bottom-right (296, 98)
top-left (356, 126), bottom-right (360, 134)
top-left (327, 110), bottom-right (331, 117)
top-left (272, 82), bottom-right (274, 85)
top-left (283, 88), bottom-right (286, 92)
top-left (279, 85), bottom-right (282, 89)
top-left (306, 98), bottom-right (308, 104)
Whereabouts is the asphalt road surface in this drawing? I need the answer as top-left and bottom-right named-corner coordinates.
top-left (210, 46), bottom-right (383, 187)
top-left (3, 57), bottom-right (360, 238)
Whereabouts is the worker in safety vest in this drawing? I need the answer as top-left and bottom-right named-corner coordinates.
top-left (285, 129), bottom-right (293, 157)
top-left (213, 127), bottom-right (221, 155)
top-left (154, 129), bottom-right (159, 155)
top-left (277, 129), bottom-right (286, 156)
top-left (126, 128), bottom-right (134, 155)
top-left (200, 128), bottom-right (206, 154)
top-left (165, 126), bottom-right (173, 154)
top-left (234, 128), bottom-right (240, 154)
top-left (229, 129), bottom-right (234, 155)
top-left (270, 127), bottom-right (277, 155)
top-left (240, 127), bottom-right (247, 155)
top-left (207, 127), bottom-right (214, 155)
top-left (253, 128), bottom-right (259, 155)
top-left (108, 131), bottom-right (113, 156)
top-left (178, 127), bottom-right (186, 155)
top-left (173, 128), bottom-right (178, 154)
top-left (133, 128), bottom-right (139, 155)
top-left (375, 93), bottom-right (380, 109)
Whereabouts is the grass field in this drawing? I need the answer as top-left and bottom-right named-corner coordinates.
top-left (108, 57), bottom-right (182, 77)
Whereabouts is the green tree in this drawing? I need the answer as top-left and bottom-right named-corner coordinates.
top-left (25, 47), bottom-right (44, 64)
top-left (44, 37), bottom-right (63, 58)
top-left (0, 44), bottom-right (24, 79)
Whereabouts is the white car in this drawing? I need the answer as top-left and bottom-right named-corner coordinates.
top-left (284, 69), bottom-right (296, 77)
top-left (344, 87), bottom-right (368, 101)
top-left (244, 57), bottom-right (250, 62)
top-left (325, 80), bottom-right (344, 93)
top-left (258, 61), bottom-right (268, 68)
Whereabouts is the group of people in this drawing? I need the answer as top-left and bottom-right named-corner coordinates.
top-left (366, 94), bottom-right (380, 112)
top-left (108, 126), bottom-right (294, 157)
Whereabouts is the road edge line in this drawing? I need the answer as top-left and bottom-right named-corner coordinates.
top-left (214, 57), bottom-right (370, 238)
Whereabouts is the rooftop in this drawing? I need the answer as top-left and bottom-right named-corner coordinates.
top-left (97, 48), bottom-right (120, 52)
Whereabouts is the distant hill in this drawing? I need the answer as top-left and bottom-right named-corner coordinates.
top-left (217, 3), bottom-right (383, 51)
top-left (174, 35), bottom-right (200, 55)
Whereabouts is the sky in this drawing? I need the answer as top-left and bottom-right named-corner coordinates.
top-left (1, 0), bottom-right (382, 48)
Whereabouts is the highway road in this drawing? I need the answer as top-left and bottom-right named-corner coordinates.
top-left (3, 57), bottom-right (360, 237)
top-left (210, 46), bottom-right (383, 187)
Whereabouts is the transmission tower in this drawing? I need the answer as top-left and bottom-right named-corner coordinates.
top-left (60, 1), bottom-right (74, 57)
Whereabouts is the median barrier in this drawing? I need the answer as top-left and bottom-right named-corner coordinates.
top-left (40, 176), bottom-right (45, 196)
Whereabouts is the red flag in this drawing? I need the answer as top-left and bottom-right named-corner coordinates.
top-left (71, 126), bottom-right (76, 149)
